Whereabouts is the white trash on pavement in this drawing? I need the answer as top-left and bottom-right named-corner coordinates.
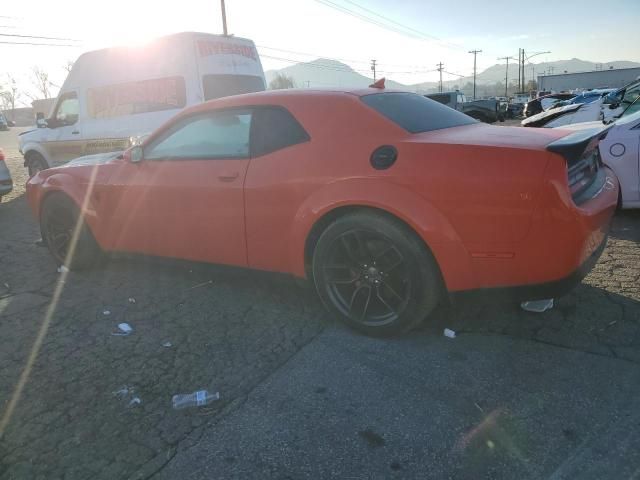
top-left (111, 322), bottom-right (133, 336)
top-left (521, 299), bottom-right (554, 313)
top-left (443, 328), bottom-right (456, 339)
top-left (57, 265), bottom-right (69, 273)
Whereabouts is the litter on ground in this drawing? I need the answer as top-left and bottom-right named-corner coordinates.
top-left (111, 323), bottom-right (133, 336)
top-left (443, 328), bottom-right (456, 339)
top-left (521, 299), bottom-right (554, 313)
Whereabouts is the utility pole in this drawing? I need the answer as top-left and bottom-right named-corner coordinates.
top-left (220, 0), bottom-right (228, 35)
top-left (468, 49), bottom-right (482, 100)
top-left (521, 49), bottom-right (525, 92)
top-left (518, 48), bottom-right (521, 92)
top-left (371, 59), bottom-right (377, 81)
top-left (436, 62), bottom-right (444, 93)
top-left (498, 56), bottom-right (515, 98)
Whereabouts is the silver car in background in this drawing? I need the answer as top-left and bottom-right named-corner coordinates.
top-left (0, 148), bottom-right (13, 202)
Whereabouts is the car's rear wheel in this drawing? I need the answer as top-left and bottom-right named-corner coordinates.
top-left (27, 152), bottom-right (48, 177)
top-left (312, 211), bottom-right (442, 337)
top-left (40, 193), bottom-right (102, 270)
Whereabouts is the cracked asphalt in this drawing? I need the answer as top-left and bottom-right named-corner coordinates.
top-left (1, 127), bottom-right (639, 479)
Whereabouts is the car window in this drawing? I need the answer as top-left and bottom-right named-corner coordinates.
top-left (622, 85), bottom-right (640, 105)
top-left (145, 110), bottom-right (251, 160)
top-left (202, 74), bottom-right (265, 101)
top-left (251, 107), bottom-right (310, 157)
top-left (363, 93), bottom-right (476, 133)
top-left (426, 94), bottom-right (450, 105)
top-left (620, 97), bottom-right (640, 118)
top-left (54, 92), bottom-right (79, 125)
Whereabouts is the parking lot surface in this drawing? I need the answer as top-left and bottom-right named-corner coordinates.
top-left (1, 127), bottom-right (639, 479)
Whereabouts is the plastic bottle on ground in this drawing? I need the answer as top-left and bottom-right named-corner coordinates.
top-left (172, 390), bottom-right (220, 410)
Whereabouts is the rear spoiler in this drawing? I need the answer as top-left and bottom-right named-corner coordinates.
top-left (546, 125), bottom-right (611, 164)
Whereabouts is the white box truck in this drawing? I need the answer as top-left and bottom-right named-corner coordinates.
top-left (20, 31), bottom-right (266, 175)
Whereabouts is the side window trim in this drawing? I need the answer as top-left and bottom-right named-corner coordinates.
top-left (143, 108), bottom-right (253, 161)
top-left (249, 105), bottom-right (311, 158)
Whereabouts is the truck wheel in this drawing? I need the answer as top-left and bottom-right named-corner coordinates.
top-left (312, 211), bottom-right (442, 337)
top-left (27, 152), bottom-right (48, 177)
top-left (40, 193), bottom-right (103, 270)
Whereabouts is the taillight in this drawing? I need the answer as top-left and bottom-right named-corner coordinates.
top-left (568, 147), bottom-right (600, 198)
top-left (0, 149), bottom-right (4, 162)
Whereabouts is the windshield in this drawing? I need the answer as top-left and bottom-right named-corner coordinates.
top-left (361, 92), bottom-right (476, 133)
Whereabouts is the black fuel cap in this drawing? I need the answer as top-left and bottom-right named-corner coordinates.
top-left (370, 145), bottom-right (397, 170)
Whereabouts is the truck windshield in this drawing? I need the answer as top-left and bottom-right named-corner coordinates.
top-left (361, 92), bottom-right (476, 133)
top-left (202, 74), bottom-right (265, 101)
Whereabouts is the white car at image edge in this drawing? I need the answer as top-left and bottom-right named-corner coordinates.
top-left (557, 109), bottom-right (640, 209)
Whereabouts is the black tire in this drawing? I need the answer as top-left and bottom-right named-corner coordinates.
top-left (27, 152), bottom-right (48, 177)
top-left (312, 211), bottom-right (442, 337)
top-left (40, 193), bottom-right (103, 270)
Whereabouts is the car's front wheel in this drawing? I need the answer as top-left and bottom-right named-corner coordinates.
top-left (40, 193), bottom-right (103, 270)
top-left (312, 211), bottom-right (442, 337)
top-left (26, 152), bottom-right (48, 177)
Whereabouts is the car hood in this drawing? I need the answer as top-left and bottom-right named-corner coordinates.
top-left (59, 151), bottom-right (124, 168)
top-left (521, 103), bottom-right (583, 127)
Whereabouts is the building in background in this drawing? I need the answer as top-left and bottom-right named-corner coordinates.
top-left (538, 67), bottom-right (640, 92)
top-left (31, 98), bottom-right (57, 118)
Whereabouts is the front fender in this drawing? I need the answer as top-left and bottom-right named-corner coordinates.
top-left (28, 172), bottom-right (99, 228)
top-left (287, 178), bottom-right (477, 292)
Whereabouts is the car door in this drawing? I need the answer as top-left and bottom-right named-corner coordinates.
top-left (102, 108), bottom-right (252, 266)
top-left (42, 91), bottom-right (84, 166)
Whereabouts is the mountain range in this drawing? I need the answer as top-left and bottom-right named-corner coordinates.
top-left (265, 58), bottom-right (640, 93)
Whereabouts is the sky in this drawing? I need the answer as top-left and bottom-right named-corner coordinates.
top-left (2, 0), bottom-right (639, 103)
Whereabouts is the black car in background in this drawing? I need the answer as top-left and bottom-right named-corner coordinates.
top-left (523, 93), bottom-right (575, 117)
top-left (0, 113), bottom-right (9, 131)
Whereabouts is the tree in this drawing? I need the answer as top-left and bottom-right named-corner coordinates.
top-left (269, 73), bottom-right (295, 90)
top-left (32, 67), bottom-right (52, 99)
top-left (0, 75), bottom-right (19, 119)
top-left (63, 60), bottom-right (74, 74)
top-left (525, 80), bottom-right (538, 92)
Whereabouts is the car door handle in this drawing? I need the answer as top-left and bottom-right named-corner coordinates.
top-left (218, 172), bottom-right (239, 182)
top-left (71, 130), bottom-right (80, 135)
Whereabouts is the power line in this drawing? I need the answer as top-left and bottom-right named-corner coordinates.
top-left (340, 0), bottom-right (461, 48)
top-left (313, 0), bottom-right (464, 50)
top-left (0, 33), bottom-right (80, 42)
top-left (0, 40), bottom-right (78, 47)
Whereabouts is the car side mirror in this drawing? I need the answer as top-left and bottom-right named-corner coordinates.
top-left (36, 113), bottom-right (47, 128)
top-left (130, 145), bottom-right (144, 163)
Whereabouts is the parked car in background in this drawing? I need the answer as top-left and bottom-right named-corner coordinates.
top-left (0, 113), bottom-right (9, 131)
top-left (27, 86), bottom-right (618, 336)
top-left (523, 93), bottom-right (575, 117)
top-left (19, 31), bottom-right (266, 176)
top-left (0, 149), bottom-right (13, 202)
top-left (523, 89), bottom-right (640, 129)
top-left (507, 102), bottom-right (524, 118)
top-left (426, 91), bottom-right (505, 123)
top-left (557, 104), bottom-right (640, 209)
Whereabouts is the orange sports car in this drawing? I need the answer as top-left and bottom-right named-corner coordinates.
top-left (26, 85), bottom-right (619, 336)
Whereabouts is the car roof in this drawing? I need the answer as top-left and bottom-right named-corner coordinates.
top-left (180, 87), bottom-right (409, 116)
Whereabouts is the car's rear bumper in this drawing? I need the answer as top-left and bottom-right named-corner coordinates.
top-left (451, 233), bottom-right (608, 303)
top-left (449, 165), bottom-right (618, 301)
